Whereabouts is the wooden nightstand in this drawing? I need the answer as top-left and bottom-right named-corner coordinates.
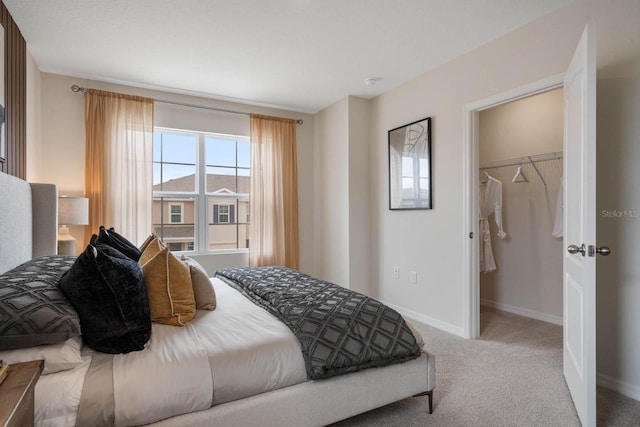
top-left (0, 360), bottom-right (44, 427)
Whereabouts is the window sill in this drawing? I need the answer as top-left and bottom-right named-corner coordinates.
top-left (173, 248), bottom-right (249, 257)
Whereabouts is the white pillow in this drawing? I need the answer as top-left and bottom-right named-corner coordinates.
top-left (0, 336), bottom-right (83, 374)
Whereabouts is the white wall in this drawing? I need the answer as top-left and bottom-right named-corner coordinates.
top-left (34, 73), bottom-right (316, 273)
top-left (366, 0), bottom-right (640, 397)
top-left (479, 89), bottom-right (564, 324)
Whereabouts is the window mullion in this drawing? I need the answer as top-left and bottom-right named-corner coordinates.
top-left (197, 133), bottom-right (207, 253)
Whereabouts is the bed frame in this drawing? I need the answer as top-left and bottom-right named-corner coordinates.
top-left (0, 171), bottom-right (435, 426)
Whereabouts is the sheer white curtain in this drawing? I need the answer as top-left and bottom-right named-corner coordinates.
top-left (84, 89), bottom-right (154, 245)
top-left (249, 114), bottom-right (299, 268)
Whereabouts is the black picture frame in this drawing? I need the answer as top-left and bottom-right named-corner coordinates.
top-left (388, 117), bottom-right (432, 210)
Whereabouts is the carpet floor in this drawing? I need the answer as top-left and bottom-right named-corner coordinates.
top-left (330, 307), bottom-right (640, 426)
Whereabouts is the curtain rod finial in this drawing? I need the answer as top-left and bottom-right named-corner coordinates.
top-left (71, 84), bottom-right (85, 93)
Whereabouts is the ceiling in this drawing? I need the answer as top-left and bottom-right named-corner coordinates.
top-left (5, 0), bottom-right (571, 113)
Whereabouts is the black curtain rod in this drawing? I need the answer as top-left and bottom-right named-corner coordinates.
top-left (70, 85), bottom-right (304, 124)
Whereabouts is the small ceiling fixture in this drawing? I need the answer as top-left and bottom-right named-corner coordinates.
top-left (364, 78), bottom-right (377, 86)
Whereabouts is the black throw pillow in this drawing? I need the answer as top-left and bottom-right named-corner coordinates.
top-left (58, 241), bottom-right (151, 354)
top-left (94, 226), bottom-right (142, 261)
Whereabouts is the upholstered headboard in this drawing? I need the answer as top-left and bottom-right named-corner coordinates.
top-left (0, 172), bottom-right (58, 273)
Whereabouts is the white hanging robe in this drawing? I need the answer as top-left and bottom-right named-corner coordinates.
top-left (479, 174), bottom-right (507, 273)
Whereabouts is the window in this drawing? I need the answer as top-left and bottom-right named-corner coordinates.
top-left (153, 128), bottom-right (250, 253)
top-left (217, 205), bottom-right (230, 223)
top-left (169, 203), bottom-right (183, 224)
top-left (167, 242), bottom-right (183, 252)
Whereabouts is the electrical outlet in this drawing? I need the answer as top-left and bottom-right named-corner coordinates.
top-left (393, 267), bottom-right (399, 279)
top-left (410, 271), bottom-right (417, 284)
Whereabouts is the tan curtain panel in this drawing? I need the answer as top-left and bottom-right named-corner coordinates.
top-left (249, 114), bottom-right (299, 269)
top-left (84, 89), bottom-right (154, 246)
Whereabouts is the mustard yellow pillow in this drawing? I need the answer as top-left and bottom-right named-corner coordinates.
top-left (139, 237), bottom-right (196, 326)
top-left (139, 234), bottom-right (157, 254)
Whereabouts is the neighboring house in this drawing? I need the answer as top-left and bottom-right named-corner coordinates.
top-left (152, 173), bottom-right (249, 251)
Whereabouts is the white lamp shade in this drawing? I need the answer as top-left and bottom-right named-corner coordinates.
top-left (58, 196), bottom-right (89, 226)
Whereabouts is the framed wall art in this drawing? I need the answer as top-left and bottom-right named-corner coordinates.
top-left (388, 117), bottom-right (432, 210)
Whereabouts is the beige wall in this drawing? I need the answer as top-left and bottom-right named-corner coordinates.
top-left (34, 73), bottom-right (315, 271)
top-left (596, 75), bottom-right (640, 397)
top-left (479, 89), bottom-right (564, 160)
top-left (365, 0), bottom-right (640, 399)
top-left (313, 96), bottom-right (372, 295)
top-left (347, 97), bottom-right (372, 295)
top-left (26, 0), bottom-right (640, 401)
top-left (479, 88), bottom-right (564, 324)
top-left (314, 97), bottom-right (350, 285)
top-left (26, 51), bottom-right (42, 183)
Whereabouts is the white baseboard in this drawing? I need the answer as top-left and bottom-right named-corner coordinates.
top-left (597, 372), bottom-right (640, 402)
top-left (480, 298), bottom-right (563, 326)
top-left (380, 300), bottom-right (466, 338)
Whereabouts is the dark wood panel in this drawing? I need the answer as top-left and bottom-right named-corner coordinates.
top-left (0, 360), bottom-right (44, 427)
top-left (0, 1), bottom-right (27, 178)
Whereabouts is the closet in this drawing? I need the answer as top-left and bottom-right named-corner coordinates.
top-left (478, 88), bottom-right (564, 330)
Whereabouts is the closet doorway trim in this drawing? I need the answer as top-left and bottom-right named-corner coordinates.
top-left (461, 73), bottom-right (564, 339)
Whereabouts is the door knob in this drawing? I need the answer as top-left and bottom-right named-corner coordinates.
top-left (567, 244), bottom-right (586, 256)
top-left (595, 246), bottom-right (611, 256)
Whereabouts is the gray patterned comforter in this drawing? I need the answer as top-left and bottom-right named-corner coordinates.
top-left (215, 266), bottom-right (421, 380)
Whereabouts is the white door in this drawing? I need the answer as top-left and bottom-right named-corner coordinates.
top-left (563, 23), bottom-right (601, 427)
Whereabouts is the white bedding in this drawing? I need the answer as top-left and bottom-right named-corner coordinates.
top-left (36, 352), bottom-right (91, 427)
top-left (35, 278), bottom-right (307, 427)
top-left (193, 277), bottom-right (306, 405)
top-left (113, 321), bottom-right (212, 425)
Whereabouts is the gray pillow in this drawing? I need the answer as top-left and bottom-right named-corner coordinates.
top-left (0, 256), bottom-right (81, 350)
top-left (181, 255), bottom-right (216, 310)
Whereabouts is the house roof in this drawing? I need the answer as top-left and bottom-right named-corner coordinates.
top-left (154, 174), bottom-right (249, 194)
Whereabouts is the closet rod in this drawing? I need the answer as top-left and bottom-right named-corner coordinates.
top-left (70, 84), bottom-right (304, 124)
top-left (479, 151), bottom-right (562, 170)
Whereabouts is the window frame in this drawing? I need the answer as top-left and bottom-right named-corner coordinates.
top-left (153, 127), bottom-right (249, 254)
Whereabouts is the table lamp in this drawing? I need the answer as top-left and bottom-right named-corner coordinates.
top-left (58, 196), bottom-right (89, 256)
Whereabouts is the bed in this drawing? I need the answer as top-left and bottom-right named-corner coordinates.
top-left (0, 171), bottom-right (435, 427)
